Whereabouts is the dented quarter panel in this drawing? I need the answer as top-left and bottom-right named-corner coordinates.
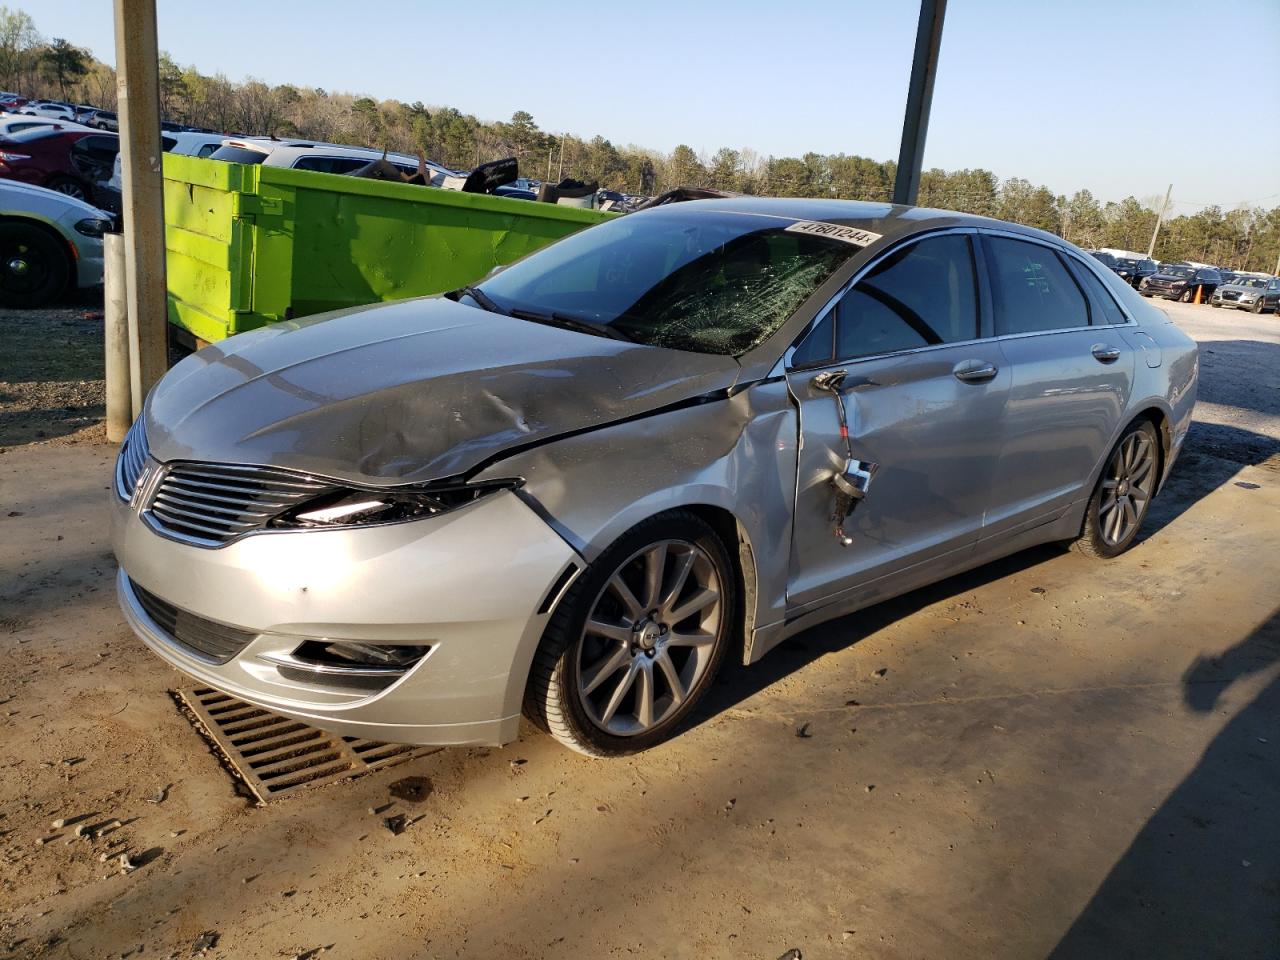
top-left (473, 380), bottom-right (800, 645)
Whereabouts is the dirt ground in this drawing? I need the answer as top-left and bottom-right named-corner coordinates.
top-left (1, 299), bottom-right (1277, 960)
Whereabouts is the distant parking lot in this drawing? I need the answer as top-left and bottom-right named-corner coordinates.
top-left (1, 298), bottom-right (1277, 959)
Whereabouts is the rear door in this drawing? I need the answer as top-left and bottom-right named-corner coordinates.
top-left (979, 233), bottom-right (1135, 539)
top-left (783, 230), bottom-right (1009, 612)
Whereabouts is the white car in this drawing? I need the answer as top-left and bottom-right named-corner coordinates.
top-left (0, 114), bottom-right (93, 138)
top-left (210, 138), bottom-right (465, 187)
top-left (23, 100), bottom-right (78, 122)
top-left (99, 131), bottom-right (229, 212)
top-left (0, 180), bottom-right (112, 307)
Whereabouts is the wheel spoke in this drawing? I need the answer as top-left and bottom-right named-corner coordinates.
top-left (1130, 486), bottom-right (1149, 504)
top-left (666, 630), bottom-right (715, 648)
top-left (599, 661), bottom-right (638, 725)
top-left (667, 587), bottom-right (718, 625)
top-left (1101, 478), bottom-right (1119, 490)
top-left (1107, 503), bottom-right (1124, 542)
top-left (659, 549), bottom-right (695, 617)
top-left (655, 649), bottom-right (686, 706)
top-left (1122, 496), bottom-right (1138, 530)
top-left (580, 643), bottom-right (632, 696)
top-left (1130, 457), bottom-right (1154, 484)
top-left (1099, 493), bottom-right (1118, 516)
top-left (608, 574), bottom-right (644, 621)
top-left (586, 617), bottom-right (632, 642)
top-left (642, 545), bottom-right (666, 610)
top-left (634, 660), bottom-right (655, 728)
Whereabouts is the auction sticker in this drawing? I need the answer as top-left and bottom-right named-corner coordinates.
top-left (785, 220), bottom-right (883, 247)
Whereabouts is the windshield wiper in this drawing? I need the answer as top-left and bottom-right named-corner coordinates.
top-left (509, 308), bottom-right (634, 342)
top-left (454, 285), bottom-right (506, 315)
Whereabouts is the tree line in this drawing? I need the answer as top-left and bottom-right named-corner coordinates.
top-left (3, 7), bottom-right (1276, 274)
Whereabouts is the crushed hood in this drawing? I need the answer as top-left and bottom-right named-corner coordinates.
top-left (145, 297), bottom-right (740, 485)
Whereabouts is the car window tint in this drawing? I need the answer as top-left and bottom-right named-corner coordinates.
top-left (292, 156), bottom-right (370, 174)
top-left (1071, 261), bottom-right (1127, 325)
top-left (791, 312), bottom-right (835, 366)
top-left (834, 234), bottom-right (978, 360)
top-left (209, 145), bottom-right (267, 164)
top-left (196, 144), bottom-right (218, 158)
top-left (986, 236), bottom-right (1089, 335)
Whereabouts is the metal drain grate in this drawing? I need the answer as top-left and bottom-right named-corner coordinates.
top-left (176, 687), bottom-right (439, 803)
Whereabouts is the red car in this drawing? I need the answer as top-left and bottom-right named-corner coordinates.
top-left (0, 126), bottom-right (118, 203)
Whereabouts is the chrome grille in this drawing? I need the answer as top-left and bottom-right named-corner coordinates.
top-left (115, 419), bottom-right (149, 500)
top-left (130, 578), bottom-right (257, 663)
top-left (145, 463), bottom-right (335, 546)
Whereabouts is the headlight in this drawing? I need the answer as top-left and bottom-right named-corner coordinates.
top-left (269, 478), bottom-right (522, 530)
top-left (0, 150), bottom-right (30, 162)
top-left (74, 217), bottom-right (111, 237)
top-left (1171, 280), bottom-right (1186, 287)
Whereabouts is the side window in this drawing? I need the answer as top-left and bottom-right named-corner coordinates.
top-left (196, 143), bottom-right (218, 158)
top-left (985, 236), bottom-right (1090, 335)
top-left (1070, 260), bottom-right (1128, 325)
top-left (833, 233), bottom-right (979, 360)
top-left (791, 312), bottom-right (835, 367)
top-left (292, 156), bottom-right (369, 174)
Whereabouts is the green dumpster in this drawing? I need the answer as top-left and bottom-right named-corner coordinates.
top-left (162, 154), bottom-right (613, 343)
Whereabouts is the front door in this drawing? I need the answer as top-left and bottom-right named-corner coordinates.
top-left (783, 231), bottom-right (1009, 612)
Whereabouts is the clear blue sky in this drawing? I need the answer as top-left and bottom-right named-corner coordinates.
top-left (22, 0), bottom-right (1280, 210)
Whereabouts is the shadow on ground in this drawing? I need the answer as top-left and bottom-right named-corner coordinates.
top-left (1048, 608), bottom-right (1280, 959)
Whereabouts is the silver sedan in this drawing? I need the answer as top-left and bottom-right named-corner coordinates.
top-left (112, 198), bottom-right (1198, 756)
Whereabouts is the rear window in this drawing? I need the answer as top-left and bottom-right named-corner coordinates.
top-left (209, 145), bottom-right (268, 164)
top-left (985, 236), bottom-right (1090, 335)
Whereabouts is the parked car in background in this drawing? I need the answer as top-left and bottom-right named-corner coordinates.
top-left (97, 131), bottom-right (228, 212)
top-left (0, 125), bottom-right (118, 203)
top-left (0, 116), bottom-right (92, 138)
top-left (80, 108), bottom-right (119, 131)
top-left (1210, 274), bottom-right (1273, 313)
top-left (1260, 277), bottom-right (1280, 314)
top-left (1139, 263), bottom-right (1221, 302)
top-left (0, 179), bottom-right (111, 307)
top-left (112, 198), bottom-right (1198, 756)
top-left (0, 92), bottom-right (26, 109)
top-left (208, 138), bottom-right (464, 186)
top-left (1089, 250), bottom-right (1118, 270)
top-left (1112, 257), bottom-right (1156, 288)
top-left (23, 100), bottom-right (78, 121)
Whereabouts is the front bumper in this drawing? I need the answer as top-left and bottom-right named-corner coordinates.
top-left (1210, 296), bottom-right (1260, 311)
top-left (113, 487), bottom-right (581, 746)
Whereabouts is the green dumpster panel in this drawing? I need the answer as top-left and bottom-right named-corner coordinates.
top-left (162, 154), bottom-right (613, 342)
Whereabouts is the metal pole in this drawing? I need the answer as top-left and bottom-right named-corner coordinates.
top-left (892, 0), bottom-right (947, 206)
top-left (103, 233), bottom-right (132, 442)
top-left (1147, 183), bottom-right (1172, 260)
top-left (112, 0), bottom-right (168, 417)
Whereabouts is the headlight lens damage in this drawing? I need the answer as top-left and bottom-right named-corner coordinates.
top-left (269, 478), bottom-right (522, 531)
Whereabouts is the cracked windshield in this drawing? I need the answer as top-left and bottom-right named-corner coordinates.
top-left (473, 208), bottom-right (855, 354)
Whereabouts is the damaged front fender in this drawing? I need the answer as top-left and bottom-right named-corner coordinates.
top-left (473, 379), bottom-right (800, 663)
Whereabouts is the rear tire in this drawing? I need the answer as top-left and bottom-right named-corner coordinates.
top-left (1072, 420), bottom-right (1160, 559)
top-left (524, 510), bottom-right (736, 757)
top-left (0, 222), bottom-right (70, 308)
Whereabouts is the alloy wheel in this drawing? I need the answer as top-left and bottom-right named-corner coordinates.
top-left (1098, 431), bottom-right (1156, 546)
top-left (575, 539), bottom-right (722, 737)
top-left (50, 180), bottom-right (87, 200)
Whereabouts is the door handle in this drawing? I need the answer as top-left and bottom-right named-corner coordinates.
top-left (1091, 344), bottom-right (1121, 363)
top-left (953, 360), bottom-right (998, 384)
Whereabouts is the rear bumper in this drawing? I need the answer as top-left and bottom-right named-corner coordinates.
top-left (113, 487), bottom-right (581, 746)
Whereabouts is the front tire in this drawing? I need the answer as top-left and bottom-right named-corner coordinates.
top-left (1180, 288), bottom-right (1194, 303)
top-left (1253, 297), bottom-right (1265, 314)
top-left (524, 510), bottom-right (736, 757)
top-left (1073, 420), bottom-right (1159, 559)
top-left (0, 222), bottom-right (70, 308)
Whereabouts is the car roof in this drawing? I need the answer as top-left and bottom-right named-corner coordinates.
top-left (665, 196), bottom-right (1063, 246)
